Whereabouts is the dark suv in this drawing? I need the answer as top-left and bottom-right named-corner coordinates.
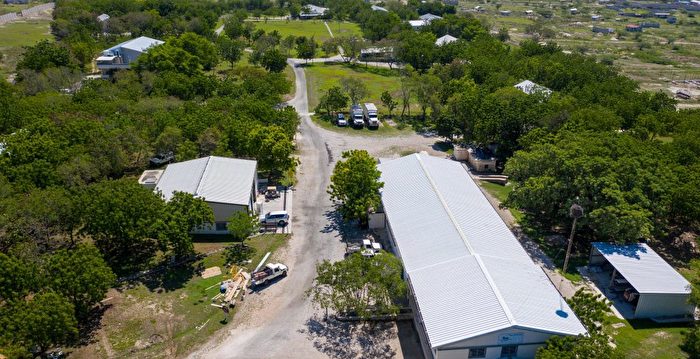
top-left (149, 151), bottom-right (175, 167)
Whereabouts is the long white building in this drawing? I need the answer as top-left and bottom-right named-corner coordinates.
top-left (377, 153), bottom-right (586, 359)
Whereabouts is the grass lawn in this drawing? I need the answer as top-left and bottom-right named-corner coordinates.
top-left (253, 19), bottom-right (361, 43)
top-left (479, 181), bottom-right (524, 223)
top-left (70, 234), bottom-right (289, 359)
top-left (606, 317), bottom-right (690, 359)
top-left (0, 19), bottom-right (52, 77)
top-left (304, 62), bottom-right (410, 114)
top-left (311, 114), bottom-right (413, 137)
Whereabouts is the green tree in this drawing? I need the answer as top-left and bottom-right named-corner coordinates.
top-left (224, 243), bottom-right (256, 265)
top-left (81, 179), bottom-right (164, 273)
top-left (296, 36), bottom-right (316, 62)
top-left (43, 245), bottom-right (116, 318)
top-left (341, 77), bottom-right (368, 105)
top-left (154, 126), bottom-right (183, 154)
top-left (260, 48), bottom-right (288, 73)
top-left (217, 35), bottom-right (244, 67)
top-left (226, 211), bottom-right (259, 240)
top-left (537, 335), bottom-right (619, 359)
top-left (328, 150), bottom-right (384, 223)
top-left (248, 125), bottom-right (297, 173)
top-left (380, 91), bottom-right (397, 118)
top-left (0, 292), bottom-right (78, 356)
top-left (396, 31), bottom-right (436, 72)
top-left (307, 252), bottom-right (406, 319)
top-left (337, 36), bottom-right (365, 63)
top-left (159, 192), bottom-right (214, 257)
top-left (16, 40), bottom-right (72, 72)
top-left (567, 288), bottom-right (611, 333)
top-left (318, 86), bottom-right (349, 115)
top-left (0, 253), bottom-right (38, 302)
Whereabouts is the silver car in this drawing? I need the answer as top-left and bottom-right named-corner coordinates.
top-left (260, 210), bottom-right (289, 226)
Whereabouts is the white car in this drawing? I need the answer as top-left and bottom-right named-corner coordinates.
top-left (260, 210), bottom-right (289, 226)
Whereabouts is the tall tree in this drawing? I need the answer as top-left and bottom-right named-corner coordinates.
top-left (226, 211), bottom-right (259, 241)
top-left (341, 77), bottom-right (368, 105)
top-left (396, 31), bottom-right (436, 72)
top-left (260, 48), bottom-right (288, 73)
top-left (328, 150), bottom-right (384, 223)
top-left (307, 252), bottom-right (406, 319)
top-left (380, 91), bottom-right (397, 118)
top-left (159, 192), bottom-right (214, 257)
top-left (318, 86), bottom-right (349, 115)
top-left (43, 245), bottom-right (116, 318)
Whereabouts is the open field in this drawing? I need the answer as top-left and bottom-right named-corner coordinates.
top-left (253, 19), bottom-right (361, 43)
top-left (0, 19), bottom-right (51, 77)
top-left (69, 234), bottom-right (289, 359)
top-left (458, 0), bottom-right (700, 104)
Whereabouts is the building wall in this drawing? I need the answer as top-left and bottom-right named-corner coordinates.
top-left (209, 202), bottom-right (248, 223)
top-left (635, 293), bottom-right (694, 318)
top-left (121, 47), bottom-right (144, 64)
top-left (436, 327), bottom-right (557, 359)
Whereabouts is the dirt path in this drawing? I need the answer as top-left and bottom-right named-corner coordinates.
top-left (188, 59), bottom-right (439, 359)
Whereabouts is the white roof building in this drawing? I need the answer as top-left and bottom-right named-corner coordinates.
top-left (371, 4), bottom-right (388, 12)
top-left (156, 156), bottom-right (257, 205)
top-left (590, 242), bottom-right (694, 319)
top-left (300, 4), bottom-right (328, 18)
top-left (514, 80), bottom-right (553, 96)
top-left (378, 153), bottom-right (586, 359)
top-left (96, 36), bottom-right (164, 75)
top-left (409, 19), bottom-right (428, 29)
top-left (97, 13), bottom-right (110, 22)
top-left (419, 13), bottom-right (443, 22)
top-left (435, 34), bottom-right (458, 46)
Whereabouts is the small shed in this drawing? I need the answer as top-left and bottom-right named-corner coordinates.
top-left (589, 242), bottom-right (694, 319)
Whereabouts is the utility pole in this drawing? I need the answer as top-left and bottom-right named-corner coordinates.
top-left (562, 202), bottom-right (584, 275)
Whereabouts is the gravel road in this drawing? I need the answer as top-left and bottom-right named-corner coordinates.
top-left (188, 60), bottom-right (441, 359)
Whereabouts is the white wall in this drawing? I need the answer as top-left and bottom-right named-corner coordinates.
top-left (436, 327), bottom-right (558, 359)
top-left (208, 202), bottom-right (248, 223)
top-left (635, 293), bottom-right (694, 318)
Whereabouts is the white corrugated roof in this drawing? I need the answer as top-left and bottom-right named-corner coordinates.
top-left (155, 156), bottom-right (256, 205)
top-left (592, 242), bottom-right (691, 294)
top-left (514, 80), bottom-right (552, 95)
top-left (106, 36), bottom-right (164, 54)
top-left (378, 153), bottom-right (586, 348)
top-left (435, 34), bottom-right (458, 46)
top-left (419, 13), bottom-right (443, 21)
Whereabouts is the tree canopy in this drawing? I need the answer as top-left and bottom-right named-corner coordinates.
top-left (328, 150), bottom-right (384, 224)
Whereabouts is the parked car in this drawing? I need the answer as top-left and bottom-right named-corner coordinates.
top-left (346, 239), bottom-right (382, 257)
top-left (251, 263), bottom-right (288, 287)
top-left (260, 210), bottom-right (289, 226)
top-left (149, 151), bottom-right (175, 167)
top-left (336, 113), bottom-right (348, 126)
top-left (350, 104), bottom-right (364, 128)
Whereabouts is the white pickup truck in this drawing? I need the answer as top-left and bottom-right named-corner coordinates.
top-left (251, 263), bottom-right (288, 286)
top-left (346, 239), bottom-right (382, 257)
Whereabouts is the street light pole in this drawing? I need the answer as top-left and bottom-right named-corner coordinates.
top-left (562, 203), bottom-right (584, 275)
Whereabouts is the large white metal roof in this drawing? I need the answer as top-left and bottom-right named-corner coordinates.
top-left (378, 153), bottom-right (586, 348)
top-left (155, 156), bottom-right (256, 205)
top-left (592, 242), bottom-right (691, 294)
top-left (105, 36), bottom-right (164, 54)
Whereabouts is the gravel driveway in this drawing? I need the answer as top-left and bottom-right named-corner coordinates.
top-left (187, 60), bottom-right (442, 359)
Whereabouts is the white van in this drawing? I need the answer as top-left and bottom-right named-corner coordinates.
top-left (260, 210), bottom-right (290, 226)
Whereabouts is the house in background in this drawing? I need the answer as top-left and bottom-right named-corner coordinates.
top-left (299, 4), bottom-right (328, 19)
top-left (435, 34), bottom-right (458, 46)
top-left (97, 13), bottom-right (110, 22)
top-left (371, 4), bottom-right (388, 12)
top-left (96, 36), bottom-right (163, 78)
top-left (514, 80), bottom-right (552, 96)
top-left (419, 13), bottom-right (443, 22)
top-left (140, 156), bottom-right (258, 234)
top-left (3, 0), bottom-right (28, 4)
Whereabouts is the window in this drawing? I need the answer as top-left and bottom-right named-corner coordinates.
top-left (484, 164), bottom-right (489, 169)
top-left (501, 345), bottom-right (518, 358)
top-left (215, 222), bottom-right (227, 231)
top-left (468, 347), bottom-right (486, 358)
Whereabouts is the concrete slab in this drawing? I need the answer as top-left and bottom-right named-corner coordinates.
top-left (202, 266), bottom-right (222, 279)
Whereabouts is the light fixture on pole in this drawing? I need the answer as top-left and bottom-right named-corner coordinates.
top-left (562, 202), bottom-right (584, 275)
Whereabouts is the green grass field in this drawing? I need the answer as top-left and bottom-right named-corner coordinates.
top-left (0, 3), bottom-right (30, 16)
top-left (0, 20), bottom-right (52, 77)
top-left (304, 62), bottom-right (405, 112)
top-left (606, 317), bottom-right (689, 359)
top-left (253, 20), bottom-right (361, 42)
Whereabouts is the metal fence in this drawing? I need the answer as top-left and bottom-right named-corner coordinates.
top-left (0, 2), bottom-right (54, 25)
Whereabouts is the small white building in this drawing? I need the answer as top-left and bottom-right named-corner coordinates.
top-left (514, 80), bottom-right (553, 96)
top-left (371, 4), bottom-right (388, 12)
top-left (419, 13), bottom-right (443, 22)
top-left (377, 153), bottom-right (587, 359)
top-left (435, 34), bottom-right (458, 46)
top-left (299, 4), bottom-right (328, 19)
top-left (97, 13), bottom-right (110, 22)
top-left (589, 242), bottom-right (695, 319)
top-left (151, 156), bottom-right (258, 233)
top-left (96, 36), bottom-right (163, 77)
top-left (409, 19), bottom-right (428, 30)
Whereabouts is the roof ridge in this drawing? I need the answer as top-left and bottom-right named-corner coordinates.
top-left (193, 156), bottom-right (212, 197)
top-left (413, 154), bottom-right (517, 326)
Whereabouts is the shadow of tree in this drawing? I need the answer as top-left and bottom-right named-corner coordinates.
top-left (299, 316), bottom-right (397, 359)
top-left (75, 304), bottom-right (113, 347)
top-left (127, 261), bottom-right (204, 293)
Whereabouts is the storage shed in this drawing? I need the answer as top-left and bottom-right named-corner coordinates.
top-left (378, 153), bottom-right (586, 359)
top-left (589, 242), bottom-right (694, 319)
